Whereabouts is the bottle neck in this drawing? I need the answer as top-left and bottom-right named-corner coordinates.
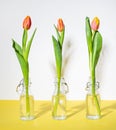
top-left (53, 77), bottom-right (69, 95)
top-left (86, 81), bottom-right (100, 95)
top-left (16, 79), bottom-right (32, 95)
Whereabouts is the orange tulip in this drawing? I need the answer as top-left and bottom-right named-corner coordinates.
top-left (91, 17), bottom-right (100, 31)
top-left (23, 16), bottom-right (31, 30)
top-left (57, 18), bottom-right (65, 32)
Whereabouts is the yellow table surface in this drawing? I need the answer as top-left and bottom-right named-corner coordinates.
top-left (0, 100), bottom-right (116, 130)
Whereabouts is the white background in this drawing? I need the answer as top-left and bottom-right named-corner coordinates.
top-left (0, 0), bottom-right (116, 100)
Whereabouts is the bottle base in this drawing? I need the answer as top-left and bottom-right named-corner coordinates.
top-left (53, 116), bottom-right (66, 120)
top-left (20, 115), bottom-right (35, 120)
top-left (86, 115), bottom-right (100, 120)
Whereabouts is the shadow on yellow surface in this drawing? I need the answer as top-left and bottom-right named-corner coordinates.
top-left (101, 101), bottom-right (116, 118)
top-left (34, 101), bottom-right (51, 118)
top-left (0, 100), bottom-right (116, 130)
top-left (67, 102), bottom-right (85, 119)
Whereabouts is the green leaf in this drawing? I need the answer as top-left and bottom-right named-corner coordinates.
top-left (85, 17), bottom-right (92, 53)
top-left (60, 28), bottom-right (65, 47)
top-left (52, 35), bottom-right (62, 78)
top-left (92, 31), bottom-right (102, 68)
top-left (12, 40), bottom-right (29, 87)
top-left (12, 39), bottom-right (23, 56)
top-left (16, 52), bottom-right (29, 87)
top-left (25, 28), bottom-right (37, 60)
top-left (54, 25), bottom-right (65, 47)
top-left (54, 25), bottom-right (61, 43)
top-left (22, 29), bottom-right (28, 51)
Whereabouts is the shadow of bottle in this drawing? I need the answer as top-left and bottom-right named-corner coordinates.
top-left (34, 101), bottom-right (51, 119)
top-left (67, 102), bottom-right (85, 119)
top-left (101, 101), bottom-right (116, 118)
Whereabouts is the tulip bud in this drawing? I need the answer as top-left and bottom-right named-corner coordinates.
top-left (23, 16), bottom-right (31, 30)
top-left (91, 17), bottom-right (100, 31)
top-left (57, 18), bottom-right (65, 32)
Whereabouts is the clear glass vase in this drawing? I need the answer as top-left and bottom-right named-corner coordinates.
top-left (52, 78), bottom-right (69, 120)
top-left (86, 81), bottom-right (101, 119)
top-left (16, 79), bottom-right (35, 120)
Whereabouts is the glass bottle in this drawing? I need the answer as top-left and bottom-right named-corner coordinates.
top-left (86, 81), bottom-right (101, 119)
top-left (16, 79), bottom-right (35, 120)
top-left (52, 78), bottom-right (69, 120)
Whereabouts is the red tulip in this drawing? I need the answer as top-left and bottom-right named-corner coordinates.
top-left (57, 18), bottom-right (65, 32)
top-left (91, 17), bottom-right (100, 31)
top-left (23, 16), bottom-right (31, 30)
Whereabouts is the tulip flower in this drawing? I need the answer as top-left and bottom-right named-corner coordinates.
top-left (12, 16), bottom-right (36, 118)
top-left (85, 17), bottom-right (102, 117)
top-left (52, 18), bottom-right (65, 116)
top-left (57, 18), bottom-right (65, 32)
top-left (23, 16), bottom-right (31, 30)
top-left (91, 17), bottom-right (100, 31)
top-left (52, 18), bottom-right (65, 88)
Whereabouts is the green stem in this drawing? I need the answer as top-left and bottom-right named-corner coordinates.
top-left (57, 77), bottom-right (61, 95)
top-left (91, 68), bottom-right (101, 116)
top-left (90, 51), bottom-right (101, 116)
top-left (25, 85), bottom-right (30, 117)
top-left (94, 94), bottom-right (101, 116)
top-left (91, 69), bottom-right (95, 95)
top-left (52, 77), bottom-right (61, 117)
top-left (24, 67), bottom-right (30, 117)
